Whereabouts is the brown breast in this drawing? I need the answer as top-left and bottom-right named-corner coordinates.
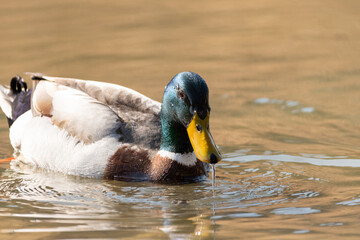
top-left (104, 145), bottom-right (208, 183)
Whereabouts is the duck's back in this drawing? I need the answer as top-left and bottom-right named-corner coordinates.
top-left (31, 74), bottom-right (162, 150)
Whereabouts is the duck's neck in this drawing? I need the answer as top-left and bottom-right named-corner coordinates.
top-left (159, 118), bottom-right (193, 154)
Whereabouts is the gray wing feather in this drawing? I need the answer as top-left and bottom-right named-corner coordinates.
top-left (29, 74), bottom-right (162, 149)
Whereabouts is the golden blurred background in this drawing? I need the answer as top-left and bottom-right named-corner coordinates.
top-left (1, 0), bottom-right (360, 155)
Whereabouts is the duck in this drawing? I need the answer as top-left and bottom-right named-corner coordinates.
top-left (0, 72), bottom-right (221, 183)
top-left (0, 75), bottom-right (32, 127)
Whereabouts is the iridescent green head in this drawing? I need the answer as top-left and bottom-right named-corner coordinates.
top-left (160, 72), bottom-right (221, 164)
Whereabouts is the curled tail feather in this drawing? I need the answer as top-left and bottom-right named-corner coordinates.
top-left (0, 75), bottom-right (32, 127)
top-left (10, 75), bottom-right (28, 94)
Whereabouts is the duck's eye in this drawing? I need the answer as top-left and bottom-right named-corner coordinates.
top-left (177, 90), bottom-right (185, 100)
top-left (207, 123), bottom-right (209, 130)
top-left (196, 124), bottom-right (202, 132)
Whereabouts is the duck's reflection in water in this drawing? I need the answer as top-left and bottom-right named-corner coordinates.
top-left (0, 163), bottom-right (218, 239)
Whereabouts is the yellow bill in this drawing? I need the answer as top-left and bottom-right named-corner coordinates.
top-left (187, 111), bottom-right (221, 164)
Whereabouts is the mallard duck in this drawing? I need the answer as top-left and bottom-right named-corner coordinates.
top-left (0, 75), bottom-right (32, 127)
top-left (0, 72), bottom-right (221, 183)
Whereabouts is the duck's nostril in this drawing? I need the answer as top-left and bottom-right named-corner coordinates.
top-left (210, 153), bottom-right (218, 164)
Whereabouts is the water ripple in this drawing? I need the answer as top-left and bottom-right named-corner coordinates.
top-left (254, 97), bottom-right (315, 114)
top-left (337, 198), bottom-right (360, 206)
top-left (272, 207), bottom-right (320, 215)
top-left (227, 153), bottom-right (360, 168)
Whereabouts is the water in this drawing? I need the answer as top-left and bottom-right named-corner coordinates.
top-left (1, 0), bottom-right (360, 239)
top-left (211, 164), bottom-right (216, 190)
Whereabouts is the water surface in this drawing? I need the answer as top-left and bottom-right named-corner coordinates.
top-left (1, 0), bottom-right (360, 239)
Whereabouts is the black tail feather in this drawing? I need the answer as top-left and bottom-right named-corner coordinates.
top-left (10, 75), bottom-right (27, 94)
top-left (7, 75), bottom-right (32, 127)
top-left (31, 73), bottom-right (46, 81)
